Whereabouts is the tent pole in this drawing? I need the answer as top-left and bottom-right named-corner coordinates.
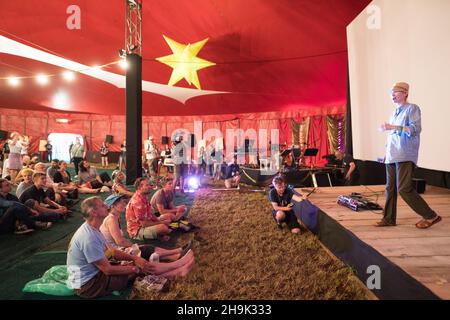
top-left (125, 53), bottom-right (143, 184)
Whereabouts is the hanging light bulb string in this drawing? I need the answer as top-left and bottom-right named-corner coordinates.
top-left (0, 60), bottom-right (123, 81)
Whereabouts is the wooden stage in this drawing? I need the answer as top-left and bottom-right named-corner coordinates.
top-left (293, 185), bottom-right (450, 300)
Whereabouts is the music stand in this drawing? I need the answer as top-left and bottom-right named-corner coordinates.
top-left (304, 148), bottom-right (318, 167)
top-left (280, 149), bottom-right (291, 157)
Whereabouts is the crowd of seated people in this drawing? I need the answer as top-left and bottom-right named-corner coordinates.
top-left (0, 178), bottom-right (52, 235)
top-left (67, 196), bottom-right (195, 299)
top-left (1, 139), bottom-right (198, 299)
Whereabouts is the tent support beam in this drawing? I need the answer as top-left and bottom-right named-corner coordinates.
top-left (125, 53), bottom-right (143, 185)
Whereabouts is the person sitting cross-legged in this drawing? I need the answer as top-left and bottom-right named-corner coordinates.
top-left (126, 178), bottom-right (172, 241)
top-left (269, 175), bottom-right (302, 234)
top-left (67, 196), bottom-right (194, 299)
top-left (101, 194), bottom-right (193, 262)
top-left (0, 178), bottom-right (52, 234)
top-left (18, 172), bottom-right (68, 222)
top-left (150, 177), bottom-right (189, 222)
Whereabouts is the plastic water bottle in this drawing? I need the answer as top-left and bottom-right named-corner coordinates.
top-left (149, 253), bottom-right (160, 263)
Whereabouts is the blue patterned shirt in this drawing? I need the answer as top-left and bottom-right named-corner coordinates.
top-left (385, 103), bottom-right (421, 165)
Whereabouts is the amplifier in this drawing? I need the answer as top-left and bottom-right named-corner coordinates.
top-left (337, 194), bottom-right (383, 212)
top-left (337, 195), bottom-right (360, 211)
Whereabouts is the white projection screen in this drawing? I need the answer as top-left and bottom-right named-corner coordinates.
top-left (347, 0), bottom-right (450, 172)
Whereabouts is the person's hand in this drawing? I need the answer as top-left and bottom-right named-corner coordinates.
top-left (381, 123), bottom-right (396, 131)
top-left (56, 206), bottom-right (68, 214)
top-left (30, 209), bottom-right (40, 216)
top-left (134, 257), bottom-right (154, 274)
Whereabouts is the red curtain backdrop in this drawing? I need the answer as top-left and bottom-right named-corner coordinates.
top-left (307, 116), bottom-right (330, 166)
top-left (0, 107), bottom-right (339, 164)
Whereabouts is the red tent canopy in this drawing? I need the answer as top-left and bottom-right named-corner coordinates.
top-left (0, 0), bottom-right (370, 116)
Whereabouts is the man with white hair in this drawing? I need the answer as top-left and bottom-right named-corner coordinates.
top-left (67, 196), bottom-right (153, 298)
top-left (376, 82), bottom-right (441, 229)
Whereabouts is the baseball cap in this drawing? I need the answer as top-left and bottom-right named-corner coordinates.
top-left (104, 194), bottom-right (129, 209)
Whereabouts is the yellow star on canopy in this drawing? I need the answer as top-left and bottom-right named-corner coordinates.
top-left (156, 35), bottom-right (215, 90)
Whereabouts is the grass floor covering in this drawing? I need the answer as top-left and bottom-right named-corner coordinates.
top-left (0, 168), bottom-right (368, 300)
top-left (132, 180), bottom-right (369, 300)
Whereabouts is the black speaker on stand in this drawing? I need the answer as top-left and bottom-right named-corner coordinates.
top-left (189, 134), bottom-right (196, 148)
top-left (161, 136), bottom-right (169, 145)
top-left (105, 135), bottom-right (113, 144)
top-left (0, 130), bottom-right (8, 140)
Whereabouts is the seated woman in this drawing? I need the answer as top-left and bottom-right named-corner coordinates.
top-left (53, 160), bottom-right (100, 194)
top-left (100, 194), bottom-right (193, 265)
top-left (78, 160), bottom-right (112, 191)
top-left (111, 170), bottom-right (134, 197)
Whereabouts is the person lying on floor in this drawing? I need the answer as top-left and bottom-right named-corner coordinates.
top-left (18, 172), bottom-right (68, 221)
top-left (150, 177), bottom-right (190, 224)
top-left (53, 160), bottom-right (100, 194)
top-left (101, 194), bottom-right (192, 261)
top-left (126, 178), bottom-right (172, 242)
top-left (111, 170), bottom-right (134, 197)
top-left (269, 175), bottom-right (302, 234)
top-left (67, 196), bottom-right (195, 299)
top-left (0, 178), bottom-right (52, 235)
top-left (78, 160), bottom-right (112, 191)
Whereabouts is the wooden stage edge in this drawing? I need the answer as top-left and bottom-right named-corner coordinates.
top-left (294, 185), bottom-right (450, 300)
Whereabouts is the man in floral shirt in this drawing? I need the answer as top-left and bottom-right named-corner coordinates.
top-left (126, 178), bottom-right (171, 241)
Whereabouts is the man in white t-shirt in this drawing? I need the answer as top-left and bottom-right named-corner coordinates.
top-left (67, 196), bottom-right (152, 298)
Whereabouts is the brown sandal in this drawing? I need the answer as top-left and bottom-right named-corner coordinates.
top-left (415, 216), bottom-right (442, 229)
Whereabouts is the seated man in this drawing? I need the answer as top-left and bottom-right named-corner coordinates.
top-left (67, 196), bottom-right (153, 299)
top-left (34, 162), bottom-right (69, 206)
top-left (126, 178), bottom-right (172, 241)
top-left (0, 178), bottom-right (52, 234)
top-left (334, 151), bottom-right (359, 186)
top-left (268, 175), bottom-right (302, 234)
top-left (46, 159), bottom-right (59, 181)
top-left (150, 177), bottom-right (191, 230)
top-left (224, 157), bottom-right (240, 189)
top-left (18, 172), bottom-right (68, 221)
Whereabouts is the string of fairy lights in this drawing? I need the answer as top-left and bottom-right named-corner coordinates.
top-left (0, 59), bottom-right (128, 87)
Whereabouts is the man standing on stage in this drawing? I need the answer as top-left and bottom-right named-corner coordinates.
top-left (376, 82), bottom-right (441, 228)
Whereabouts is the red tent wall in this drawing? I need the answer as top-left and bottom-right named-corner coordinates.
top-left (0, 107), bottom-right (342, 164)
